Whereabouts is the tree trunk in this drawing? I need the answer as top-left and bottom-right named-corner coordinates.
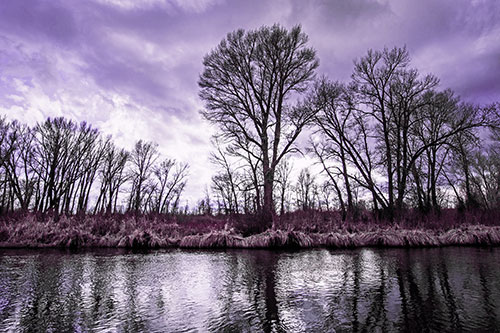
top-left (261, 166), bottom-right (274, 228)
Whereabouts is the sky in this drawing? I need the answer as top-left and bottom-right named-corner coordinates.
top-left (0, 0), bottom-right (499, 205)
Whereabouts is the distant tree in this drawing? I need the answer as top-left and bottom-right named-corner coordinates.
top-left (469, 149), bottom-right (500, 209)
top-left (0, 121), bottom-right (36, 211)
top-left (199, 24), bottom-right (319, 227)
top-left (31, 118), bottom-right (100, 216)
top-left (128, 140), bottom-right (159, 213)
top-left (295, 168), bottom-right (317, 211)
top-left (210, 138), bottom-right (241, 214)
top-left (319, 180), bottom-right (335, 211)
top-left (274, 158), bottom-right (292, 215)
top-left (66, 124), bottom-right (106, 215)
top-left (151, 158), bottom-right (189, 214)
top-left (0, 118), bottom-right (19, 213)
top-left (94, 143), bottom-right (129, 214)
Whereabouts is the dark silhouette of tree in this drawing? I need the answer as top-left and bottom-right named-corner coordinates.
top-left (94, 143), bottom-right (130, 214)
top-left (0, 121), bottom-right (36, 211)
top-left (295, 167), bottom-right (317, 211)
top-left (352, 46), bottom-right (439, 215)
top-left (312, 47), bottom-right (495, 219)
top-left (128, 140), bottom-right (159, 213)
top-left (0, 116), bottom-right (190, 216)
top-left (151, 158), bottom-right (189, 214)
top-left (199, 24), bottom-right (319, 227)
top-left (31, 118), bottom-right (101, 216)
top-left (410, 90), bottom-right (458, 211)
top-left (312, 80), bottom-right (362, 218)
top-left (274, 157), bottom-right (292, 215)
top-left (210, 138), bottom-right (241, 214)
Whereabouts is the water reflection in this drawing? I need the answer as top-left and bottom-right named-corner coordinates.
top-left (0, 247), bottom-right (499, 332)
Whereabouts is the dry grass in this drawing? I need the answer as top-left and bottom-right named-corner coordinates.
top-left (0, 211), bottom-right (500, 249)
top-left (179, 231), bottom-right (245, 248)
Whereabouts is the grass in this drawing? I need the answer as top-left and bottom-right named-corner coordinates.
top-left (0, 210), bottom-right (500, 249)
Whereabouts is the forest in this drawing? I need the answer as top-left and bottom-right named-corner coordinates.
top-left (1, 24), bottom-right (499, 248)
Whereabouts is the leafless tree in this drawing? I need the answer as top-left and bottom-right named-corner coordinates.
top-left (275, 158), bottom-right (293, 215)
top-left (351, 46), bottom-right (439, 215)
top-left (295, 168), bottom-right (317, 211)
top-left (210, 138), bottom-right (241, 214)
top-left (94, 143), bottom-right (130, 214)
top-left (151, 158), bottom-right (189, 214)
top-left (312, 80), bottom-right (385, 218)
top-left (0, 121), bottom-right (37, 211)
top-left (128, 140), bottom-right (159, 213)
top-left (31, 118), bottom-right (100, 216)
top-left (312, 47), bottom-right (494, 219)
top-left (199, 24), bottom-right (319, 226)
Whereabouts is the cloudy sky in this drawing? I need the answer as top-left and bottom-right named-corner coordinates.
top-left (0, 0), bottom-right (499, 204)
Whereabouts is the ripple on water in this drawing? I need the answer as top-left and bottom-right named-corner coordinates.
top-left (0, 247), bottom-right (499, 332)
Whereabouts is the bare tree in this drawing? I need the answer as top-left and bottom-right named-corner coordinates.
top-left (351, 46), bottom-right (439, 215)
top-left (409, 90), bottom-right (457, 211)
top-left (66, 123), bottom-right (106, 214)
top-left (128, 140), bottom-right (159, 213)
top-left (0, 121), bottom-right (37, 211)
top-left (469, 149), bottom-right (500, 209)
top-left (151, 159), bottom-right (189, 214)
top-left (312, 80), bottom-right (386, 218)
top-left (210, 138), bottom-right (241, 214)
top-left (94, 143), bottom-right (129, 214)
top-left (312, 47), bottom-right (493, 219)
top-left (31, 118), bottom-right (99, 215)
top-left (275, 157), bottom-right (292, 215)
top-left (295, 168), bottom-right (317, 211)
top-left (0, 119), bottom-right (21, 213)
top-left (199, 24), bottom-right (319, 227)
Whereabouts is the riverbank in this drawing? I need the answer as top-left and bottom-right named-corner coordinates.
top-left (0, 213), bottom-right (499, 249)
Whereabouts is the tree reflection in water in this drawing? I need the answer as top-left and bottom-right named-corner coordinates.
top-left (0, 247), bottom-right (500, 332)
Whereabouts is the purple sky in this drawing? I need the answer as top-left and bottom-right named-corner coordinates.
top-left (0, 0), bottom-right (499, 204)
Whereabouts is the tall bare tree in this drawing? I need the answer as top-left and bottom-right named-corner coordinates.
top-left (0, 121), bottom-right (37, 211)
top-left (128, 140), bottom-right (159, 213)
top-left (199, 24), bottom-right (319, 226)
top-left (151, 158), bottom-right (189, 214)
top-left (94, 143), bottom-right (130, 214)
top-left (312, 46), bottom-right (493, 218)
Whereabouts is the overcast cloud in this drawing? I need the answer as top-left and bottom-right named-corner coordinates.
top-left (0, 0), bottom-right (499, 204)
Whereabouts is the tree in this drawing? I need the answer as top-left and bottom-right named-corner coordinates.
top-left (312, 46), bottom-right (492, 219)
top-left (32, 118), bottom-right (100, 215)
top-left (199, 24), bottom-right (319, 227)
top-left (94, 143), bottom-right (129, 214)
top-left (128, 140), bottom-right (159, 213)
top-left (0, 121), bottom-right (36, 211)
top-left (210, 138), bottom-right (241, 214)
top-left (151, 158), bottom-right (189, 214)
top-left (275, 157), bottom-right (292, 215)
top-left (295, 168), bottom-right (317, 211)
top-left (312, 80), bottom-right (360, 217)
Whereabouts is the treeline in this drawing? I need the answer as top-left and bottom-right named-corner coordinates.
top-left (0, 117), bottom-right (188, 216)
top-left (2, 25), bottom-right (499, 225)
top-left (199, 25), bottom-right (500, 222)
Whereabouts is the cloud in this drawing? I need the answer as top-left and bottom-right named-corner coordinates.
top-left (0, 0), bottom-right (498, 202)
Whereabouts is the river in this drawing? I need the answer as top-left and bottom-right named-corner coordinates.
top-left (0, 247), bottom-right (499, 332)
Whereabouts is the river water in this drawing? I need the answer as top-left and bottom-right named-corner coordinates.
top-left (0, 247), bottom-right (499, 332)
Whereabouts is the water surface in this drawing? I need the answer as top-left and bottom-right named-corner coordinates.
top-left (1, 247), bottom-right (499, 332)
